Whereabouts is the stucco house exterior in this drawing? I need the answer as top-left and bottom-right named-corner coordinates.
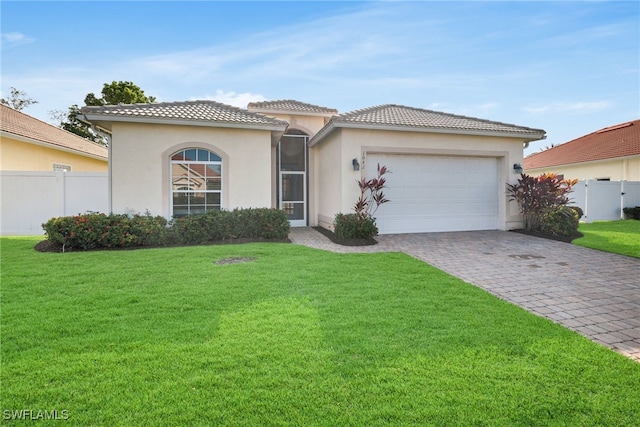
top-left (524, 119), bottom-right (640, 181)
top-left (79, 100), bottom-right (545, 234)
top-left (0, 104), bottom-right (108, 172)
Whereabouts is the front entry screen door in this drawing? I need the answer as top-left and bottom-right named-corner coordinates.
top-left (278, 134), bottom-right (307, 226)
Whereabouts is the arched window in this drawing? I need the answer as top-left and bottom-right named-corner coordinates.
top-left (170, 148), bottom-right (222, 217)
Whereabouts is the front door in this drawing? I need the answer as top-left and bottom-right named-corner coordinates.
top-left (278, 134), bottom-right (307, 226)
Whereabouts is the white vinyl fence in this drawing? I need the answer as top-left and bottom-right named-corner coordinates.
top-left (570, 180), bottom-right (640, 222)
top-left (1, 171), bottom-right (108, 235)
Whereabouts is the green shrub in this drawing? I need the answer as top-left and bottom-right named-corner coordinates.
top-left (42, 212), bottom-right (169, 250)
top-left (507, 173), bottom-right (578, 232)
top-left (540, 206), bottom-right (580, 238)
top-left (233, 208), bottom-right (291, 239)
top-left (171, 208), bottom-right (289, 244)
top-left (129, 214), bottom-right (170, 246)
top-left (570, 206), bottom-right (584, 220)
top-left (43, 208), bottom-right (289, 250)
top-left (171, 209), bottom-right (234, 244)
top-left (334, 213), bottom-right (378, 239)
top-left (623, 206), bottom-right (640, 220)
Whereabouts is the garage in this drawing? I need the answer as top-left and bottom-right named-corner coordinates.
top-left (367, 153), bottom-right (500, 234)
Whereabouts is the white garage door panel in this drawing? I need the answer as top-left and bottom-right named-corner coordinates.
top-left (368, 154), bottom-right (499, 234)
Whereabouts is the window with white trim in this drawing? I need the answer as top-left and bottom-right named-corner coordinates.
top-left (170, 148), bottom-right (222, 217)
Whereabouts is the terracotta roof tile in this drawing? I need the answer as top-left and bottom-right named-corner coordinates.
top-left (524, 119), bottom-right (640, 169)
top-left (81, 100), bottom-right (288, 128)
top-left (0, 104), bottom-right (108, 159)
top-left (247, 99), bottom-right (338, 115)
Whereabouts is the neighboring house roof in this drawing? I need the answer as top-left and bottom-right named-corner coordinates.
top-left (79, 100), bottom-right (289, 132)
top-left (0, 104), bottom-right (108, 160)
top-left (247, 99), bottom-right (338, 116)
top-left (309, 104), bottom-right (546, 146)
top-left (524, 119), bottom-right (640, 169)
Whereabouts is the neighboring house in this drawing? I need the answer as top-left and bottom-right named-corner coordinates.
top-left (78, 100), bottom-right (545, 234)
top-left (524, 119), bottom-right (640, 181)
top-left (0, 104), bottom-right (108, 172)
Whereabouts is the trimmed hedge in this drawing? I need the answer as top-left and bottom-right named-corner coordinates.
top-left (42, 213), bottom-right (169, 250)
top-left (623, 206), bottom-right (640, 220)
top-left (42, 208), bottom-right (290, 250)
top-left (334, 213), bottom-right (378, 239)
top-left (171, 208), bottom-right (290, 245)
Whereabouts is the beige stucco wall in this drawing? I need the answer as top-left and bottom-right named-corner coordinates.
top-left (110, 122), bottom-right (274, 219)
top-left (0, 136), bottom-right (107, 172)
top-left (526, 156), bottom-right (640, 181)
top-left (311, 128), bottom-right (527, 230)
top-left (255, 112), bottom-right (329, 137)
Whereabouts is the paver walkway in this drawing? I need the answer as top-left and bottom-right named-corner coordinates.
top-left (289, 227), bottom-right (640, 362)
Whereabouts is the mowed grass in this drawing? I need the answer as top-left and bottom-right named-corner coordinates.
top-left (1, 237), bottom-right (639, 426)
top-left (574, 220), bottom-right (640, 258)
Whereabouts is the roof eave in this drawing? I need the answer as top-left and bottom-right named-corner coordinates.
top-left (80, 113), bottom-right (288, 133)
top-left (0, 130), bottom-right (108, 161)
top-left (526, 153), bottom-right (640, 170)
top-left (309, 122), bottom-right (546, 146)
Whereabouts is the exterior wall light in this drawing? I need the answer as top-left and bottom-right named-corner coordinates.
top-left (352, 158), bottom-right (360, 171)
top-left (513, 163), bottom-right (523, 174)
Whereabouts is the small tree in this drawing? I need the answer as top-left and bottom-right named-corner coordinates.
top-left (59, 81), bottom-right (156, 146)
top-left (507, 173), bottom-right (577, 232)
top-left (1, 87), bottom-right (38, 111)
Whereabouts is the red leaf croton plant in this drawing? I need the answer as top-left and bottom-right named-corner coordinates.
top-left (354, 163), bottom-right (390, 220)
top-left (507, 173), bottom-right (578, 233)
top-left (333, 163), bottom-right (391, 240)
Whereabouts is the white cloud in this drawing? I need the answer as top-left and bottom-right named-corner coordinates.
top-left (522, 105), bottom-right (552, 114)
top-left (522, 101), bottom-right (610, 115)
top-left (477, 102), bottom-right (499, 111)
top-left (198, 90), bottom-right (266, 108)
top-left (1, 32), bottom-right (35, 49)
top-left (556, 101), bottom-right (611, 112)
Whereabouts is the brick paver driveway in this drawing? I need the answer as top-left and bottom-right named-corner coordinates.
top-left (289, 228), bottom-right (640, 362)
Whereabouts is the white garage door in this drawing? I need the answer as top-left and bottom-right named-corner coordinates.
top-left (367, 154), bottom-right (499, 234)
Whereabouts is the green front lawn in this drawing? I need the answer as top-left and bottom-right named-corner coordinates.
top-left (2, 237), bottom-right (639, 426)
top-left (574, 220), bottom-right (640, 258)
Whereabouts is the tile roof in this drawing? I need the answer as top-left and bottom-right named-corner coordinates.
top-left (524, 119), bottom-right (640, 169)
top-left (81, 100), bottom-right (288, 130)
top-left (310, 104), bottom-right (546, 145)
top-left (0, 104), bottom-right (108, 159)
top-left (247, 99), bottom-right (338, 115)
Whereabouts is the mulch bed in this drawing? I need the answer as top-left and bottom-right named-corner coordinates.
top-left (312, 227), bottom-right (378, 246)
top-left (34, 237), bottom-right (291, 253)
top-left (510, 229), bottom-right (583, 243)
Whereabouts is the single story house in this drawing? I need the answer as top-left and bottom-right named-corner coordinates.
top-left (0, 104), bottom-right (108, 172)
top-left (524, 119), bottom-right (640, 181)
top-left (79, 100), bottom-right (545, 234)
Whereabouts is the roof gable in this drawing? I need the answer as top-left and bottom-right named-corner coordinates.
top-left (247, 99), bottom-right (338, 116)
top-left (310, 104), bottom-right (546, 145)
top-left (80, 100), bottom-right (289, 131)
top-left (524, 119), bottom-right (640, 169)
top-left (0, 104), bottom-right (108, 160)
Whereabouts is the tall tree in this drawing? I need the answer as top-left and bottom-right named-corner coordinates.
top-left (1, 87), bottom-right (38, 111)
top-left (84, 81), bottom-right (156, 106)
top-left (58, 81), bottom-right (156, 146)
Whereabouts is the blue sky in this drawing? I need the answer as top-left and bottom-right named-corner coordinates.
top-left (2, 1), bottom-right (638, 155)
